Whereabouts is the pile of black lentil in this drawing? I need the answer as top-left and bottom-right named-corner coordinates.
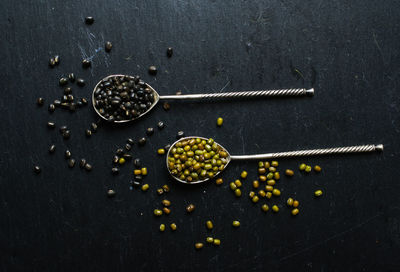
top-left (93, 75), bottom-right (156, 122)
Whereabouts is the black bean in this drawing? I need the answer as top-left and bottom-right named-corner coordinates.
top-left (79, 159), bottom-right (87, 168)
top-left (49, 58), bottom-right (56, 67)
top-left (125, 143), bottom-right (132, 151)
top-left (116, 148), bottom-right (124, 155)
top-left (163, 102), bottom-right (170, 111)
top-left (91, 123), bottom-right (98, 132)
top-left (81, 98), bottom-right (88, 105)
top-left (54, 100), bottom-right (61, 107)
top-left (176, 131), bottom-right (185, 139)
top-left (68, 159), bottom-right (76, 168)
top-left (59, 125), bottom-right (68, 133)
top-left (76, 78), bottom-right (85, 87)
top-left (68, 73), bottom-right (75, 82)
top-left (167, 47), bottom-right (173, 58)
top-left (84, 163), bottom-right (92, 171)
top-left (48, 104), bottom-right (55, 112)
top-left (105, 41), bottom-right (112, 52)
top-left (33, 165), bottom-right (41, 174)
top-left (111, 167), bottom-right (119, 175)
top-left (47, 121), bottom-right (55, 128)
top-left (164, 144), bottom-right (171, 151)
top-left (112, 155), bottom-right (119, 164)
top-left (127, 138), bottom-right (134, 145)
top-left (82, 59), bottom-right (91, 68)
top-left (85, 16), bottom-right (94, 24)
top-left (134, 158), bottom-right (141, 168)
top-left (146, 127), bottom-right (154, 136)
top-left (130, 180), bottom-right (141, 188)
top-left (138, 137), bottom-right (146, 146)
top-left (64, 87), bottom-right (72, 95)
top-left (49, 144), bottom-right (56, 153)
top-left (107, 189), bottom-right (116, 197)
top-left (67, 94), bottom-right (74, 102)
top-left (134, 175), bottom-right (142, 181)
top-left (54, 55), bottom-right (60, 64)
top-left (148, 66), bottom-right (157, 75)
top-left (123, 154), bottom-right (133, 160)
top-left (157, 121), bottom-right (165, 129)
top-left (59, 77), bottom-right (68, 86)
top-left (62, 130), bottom-right (71, 139)
top-left (65, 150), bottom-right (72, 159)
top-left (37, 97), bottom-right (44, 106)
top-left (85, 129), bottom-right (92, 137)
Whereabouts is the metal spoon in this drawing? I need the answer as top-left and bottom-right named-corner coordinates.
top-left (166, 136), bottom-right (384, 184)
top-left (92, 74), bottom-right (314, 123)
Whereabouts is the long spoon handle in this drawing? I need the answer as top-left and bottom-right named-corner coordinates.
top-left (230, 144), bottom-right (383, 160)
top-left (159, 88), bottom-right (314, 100)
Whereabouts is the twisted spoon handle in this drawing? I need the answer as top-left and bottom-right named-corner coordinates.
top-left (159, 88), bottom-right (314, 100)
top-left (230, 144), bottom-right (383, 160)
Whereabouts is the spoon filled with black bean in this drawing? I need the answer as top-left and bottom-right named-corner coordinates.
top-left (166, 136), bottom-right (383, 184)
top-left (92, 74), bottom-right (315, 123)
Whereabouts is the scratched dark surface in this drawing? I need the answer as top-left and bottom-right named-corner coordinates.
top-left (1, 0), bottom-right (400, 271)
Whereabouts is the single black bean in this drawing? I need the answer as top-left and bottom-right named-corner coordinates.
top-left (84, 163), bottom-right (92, 171)
top-left (138, 137), bottom-right (146, 146)
top-left (112, 155), bottom-right (119, 164)
top-left (146, 127), bottom-right (154, 136)
top-left (127, 138), bottom-right (134, 145)
top-left (125, 143), bottom-right (132, 151)
top-left (68, 159), bottom-right (76, 168)
top-left (67, 94), bottom-right (74, 102)
top-left (123, 154), bottom-right (132, 160)
top-left (134, 175), bottom-right (142, 181)
top-left (68, 73), bottom-right (75, 82)
top-left (59, 125), bottom-right (68, 133)
top-left (134, 158), bottom-right (141, 168)
top-left (111, 167), bottom-right (119, 175)
top-left (81, 98), bottom-right (88, 105)
top-left (79, 159), bottom-right (87, 168)
top-left (64, 87), bottom-right (72, 95)
top-left (82, 59), bottom-right (91, 68)
top-left (130, 180), bottom-right (141, 188)
top-left (163, 102), bottom-right (170, 111)
top-left (164, 144), bottom-right (171, 150)
top-left (47, 121), bottom-right (55, 128)
top-left (76, 78), bottom-right (85, 87)
top-left (85, 129), bottom-right (92, 137)
top-left (59, 77), bottom-right (68, 86)
top-left (91, 123), bottom-right (98, 132)
top-left (105, 41), bottom-right (112, 52)
top-left (49, 58), bottom-right (56, 67)
top-left (148, 66), bottom-right (157, 75)
top-left (62, 130), bottom-right (71, 139)
top-left (157, 121), bottom-right (165, 129)
top-left (107, 189), bottom-right (116, 197)
top-left (33, 165), bottom-right (41, 174)
top-left (48, 104), bottom-right (55, 112)
top-left (167, 47), bottom-right (173, 58)
top-left (49, 144), bottom-right (56, 153)
top-left (53, 100), bottom-right (61, 107)
top-left (65, 150), bottom-right (72, 159)
top-left (37, 97), bottom-right (44, 106)
top-left (176, 131), bottom-right (185, 139)
top-left (54, 55), bottom-right (60, 64)
top-left (85, 16), bottom-right (94, 24)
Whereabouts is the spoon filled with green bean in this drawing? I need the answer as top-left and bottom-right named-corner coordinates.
top-left (92, 74), bottom-right (314, 123)
top-left (166, 137), bottom-right (383, 184)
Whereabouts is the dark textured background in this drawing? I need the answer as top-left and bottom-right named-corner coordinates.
top-left (1, 0), bottom-right (400, 271)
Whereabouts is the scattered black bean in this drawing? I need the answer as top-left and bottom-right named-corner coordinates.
top-left (84, 163), bottom-right (92, 171)
top-left (138, 137), bottom-right (146, 146)
top-left (130, 180), bottom-right (141, 188)
top-left (163, 102), bottom-right (170, 111)
top-left (37, 97), bottom-right (44, 106)
top-left (85, 16), bottom-right (94, 24)
top-left (125, 143), bottom-right (132, 151)
top-left (167, 47), bottom-right (173, 58)
top-left (127, 138), bottom-right (134, 145)
top-left (107, 189), bottom-right (116, 198)
top-left (33, 165), bottom-right (41, 174)
top-left (91, 123), bottom-right (98, 132)
top-left (65, 150), bottom-right (72, 159)
top-left (157, 121), bottom-right (165, 129)
top-left (123, 154), bottom-right (132, 160)
top-left (49, 144), bottom-right (56, 153)
top-left (62, 130), bottom-right (71, 139)
top-left (48, 104), bottom-right (55, 112)
top-left (76, 78), bottom-right (85, 87)
top-left (85, 129), bottom-right (92, 137)
top-left (68, 159), bottom-right (76, 168)
top-left (67, 94), bottom-right (74, 102)
top-left (148, 66), bottom-right (157, 75)
top-left (134, 175), bottom-right (142, 181)
top-left (176, 131), bottom-right (185, 139)
top-left (53, 55), bottom-right (60, 64)
top-left (81, 98), bottom-right (88, 105)
top-left (59, 77), bottom-right (68, 86)
top-left (134, 158), bottom-right (141, 168)
top-left (62, 95), bottom-right (68, 102)
top-left (111, 167), bottom-right (119, 175)
top-left (176, 90), bottom-right (182, 95)
top-left (64, 87), bottom-right (72, 95)
top-left (82, 59), bottom-right (91, 68)
top-left (146, 127), bottom-right (154, 136)
top-left (116, 148), bottom-right (124, 155)
top-left (164, 144), bottom-right (171, 150)
top-left (53, 100), bottom-right (61, 107)
top-left (112, 155), bottom-right (119, 164)
top-left (47, 121), bottom-right (55, 128)
top-left (105, 41), bottom-right (112, 52)
top-left (79, 159), bottom-right (87, 168)
top-left (59, 125), bottom-right (68, 133)
top-left (49, 58), bottom-right (56, 67)
top-left (68, 73), bottom-right (75, 82)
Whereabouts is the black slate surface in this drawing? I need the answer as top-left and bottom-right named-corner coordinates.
top-left (1, 0), bottom-right (400, 271)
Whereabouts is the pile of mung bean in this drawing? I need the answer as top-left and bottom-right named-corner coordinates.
top-left (167, 137), bottom-right (229, 182)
